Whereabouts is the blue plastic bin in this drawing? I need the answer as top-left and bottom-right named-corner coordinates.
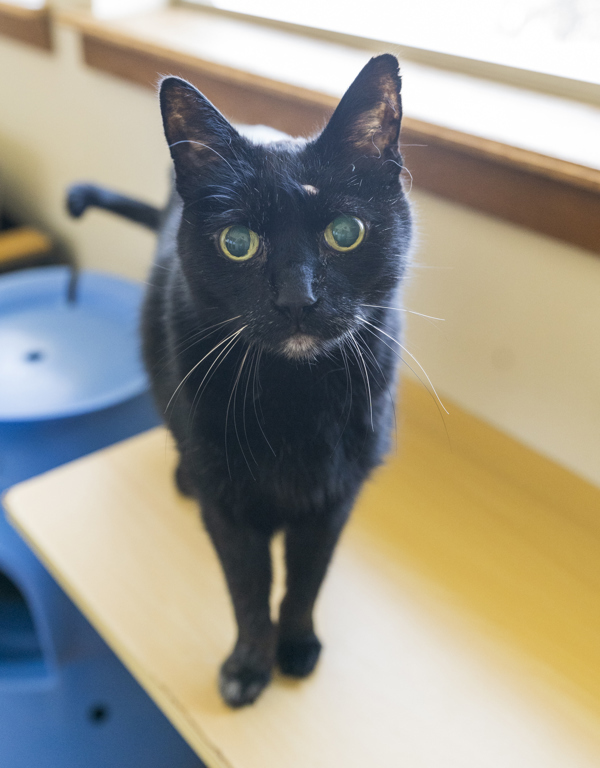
top-left (0, 267), bottom-right (203, 768)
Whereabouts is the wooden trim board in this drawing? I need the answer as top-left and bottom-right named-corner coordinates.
top-left (0, 2), bottom-right (51, 50)
top-left (82, 35), bottom-right (331, 138)
top-left (5, 378), bottom-right (600, 766)
top-left (401, 125), bottom-right (600, 255)
top-left (56, 7), bottom-right (600, 255)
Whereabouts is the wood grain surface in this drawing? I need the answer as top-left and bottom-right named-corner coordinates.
top-left (5, 378), bottom-right (600, 767)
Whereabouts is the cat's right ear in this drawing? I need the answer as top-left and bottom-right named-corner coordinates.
top-left (159, 77), bottom-right (241, 196)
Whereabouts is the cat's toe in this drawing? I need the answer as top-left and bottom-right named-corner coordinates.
top-left (219, 659), bottom-right (271, 708)
top-left (277, 633), bottom-right (322, 677)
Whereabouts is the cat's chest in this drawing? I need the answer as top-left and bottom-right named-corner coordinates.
top-left (191, 383), bottom-right (374, 516)
top-left (186, 356), bottom-right (359, 444)
top-left (173, 336), bottom-right (394, 515)
top-left (180, 344), bottom-right (381, 466)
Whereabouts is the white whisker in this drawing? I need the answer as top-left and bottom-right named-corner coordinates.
top-left (361, 304), bottom-right (445, 322)
top-left (228, 345), bottom-right (255, 480)
top-left (243, 346), bottom-right (260, 466)
top-left (252, 345), bottom-right (276, 457)
top-left (348, 332), bottom-right (374, 431)
top-left (355, 333), bottom-right (398, 451)
top-left (360, 319), bottom-right (449, 415)
top-left (188, 329), bottom-right (246, 423)
top-left (166, 326), bottom-right (246, 413)
top-left (156, 315), bottom-right (242, 370)
top-left (331, 341), bottom-right (354, 454)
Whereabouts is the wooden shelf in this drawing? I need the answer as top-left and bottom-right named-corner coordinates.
top-left (5, 378), bottom-right (600, 766)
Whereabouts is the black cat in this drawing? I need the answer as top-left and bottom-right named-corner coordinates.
top-left (68, 53), bottom-right (412, 707)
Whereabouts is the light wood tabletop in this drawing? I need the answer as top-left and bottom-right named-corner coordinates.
top-left (5, 378), bottom-right (600, 767)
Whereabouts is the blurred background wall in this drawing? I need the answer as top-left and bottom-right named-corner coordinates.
top-left (0, 22), bottom-right (599, 487)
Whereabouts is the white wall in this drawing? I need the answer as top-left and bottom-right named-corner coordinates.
top-left (0, 24), bottom-right (598, 487)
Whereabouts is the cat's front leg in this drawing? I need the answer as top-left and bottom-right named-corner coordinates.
top-left (201, 504), bottom-right (277, 707)
top-left (278, 510), bottom-right (350, 678)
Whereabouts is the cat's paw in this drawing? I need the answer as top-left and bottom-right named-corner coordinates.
top-left (277, 632), bottom-right (322, 678)
top-left (219, 657), bottom-right (271, 708)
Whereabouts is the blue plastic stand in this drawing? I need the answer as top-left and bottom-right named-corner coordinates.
top-left (0, 267), bottom-right (203, 768)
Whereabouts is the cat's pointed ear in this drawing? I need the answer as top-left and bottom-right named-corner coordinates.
top-left (159, 77), bottom-right (241, 195)
top-left (315, 54), bottom-right (402, 164)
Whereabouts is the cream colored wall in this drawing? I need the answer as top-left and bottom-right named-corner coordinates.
top-left (0, 24), bottom-right (169, 280)
top-left (403, 193), bottom-right (600, 488)
top-left (0, 24), bottom-right (598, 487)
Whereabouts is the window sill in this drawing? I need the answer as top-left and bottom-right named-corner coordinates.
top-left (0, 1), bottom-right (51, 50)
top-left (58, 6), bottom-right (600, 255)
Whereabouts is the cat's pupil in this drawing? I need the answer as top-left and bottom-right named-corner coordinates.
top-left (224, 225), bottom-right (252, 258)
top-left (331, 216), bottom-right (361, 248)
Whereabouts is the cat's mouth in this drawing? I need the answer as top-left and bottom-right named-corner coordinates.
top-left (277, 318), bottom-right (361, 361)
top-left (280, 333), bottom-right (320, 360)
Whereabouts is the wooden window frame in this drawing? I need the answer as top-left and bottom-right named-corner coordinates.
top-left (0, 1), bottom-right (52, 50)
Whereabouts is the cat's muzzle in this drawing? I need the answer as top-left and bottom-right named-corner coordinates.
top-left (280, 333), bottom-right (320, 360)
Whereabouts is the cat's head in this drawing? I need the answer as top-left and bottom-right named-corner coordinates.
top-left (160, 54), bottom-right (411, 360)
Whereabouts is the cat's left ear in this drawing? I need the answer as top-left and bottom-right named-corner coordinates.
top-left (159, 77), bottom-right (243, 195)
top-left (315, 54), bottom-right (402, 165)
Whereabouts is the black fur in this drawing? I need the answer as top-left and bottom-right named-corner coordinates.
top-left (71, 54), bottom-right (412, 707)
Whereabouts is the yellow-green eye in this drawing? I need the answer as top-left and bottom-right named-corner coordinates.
top-left (324, 215), bottom-right (365, 252)
top-left (219, 225), bottom-right (260, 261)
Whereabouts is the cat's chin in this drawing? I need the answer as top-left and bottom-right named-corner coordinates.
top-left (280, 334), bottom-right (320, 361)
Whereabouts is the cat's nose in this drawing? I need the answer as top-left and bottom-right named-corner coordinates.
top-left (274, 284), bottom-right (317, 325)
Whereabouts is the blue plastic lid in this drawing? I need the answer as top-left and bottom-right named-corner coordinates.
top-left (0, 267), bottom-right (148, 421)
